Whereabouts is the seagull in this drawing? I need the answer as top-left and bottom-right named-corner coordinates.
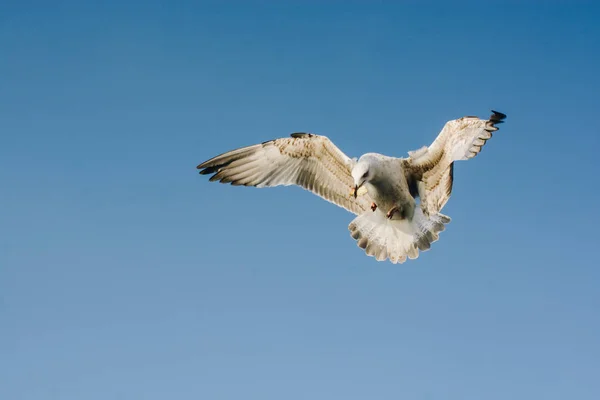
top-left (197, 111), bottom-right (506, 263)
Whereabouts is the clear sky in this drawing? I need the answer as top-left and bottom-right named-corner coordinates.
top-left (2, 1), bottom-right (599, 399)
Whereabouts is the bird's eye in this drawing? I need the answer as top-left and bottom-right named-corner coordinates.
top-left (362, 171), bottom-right (368, 178)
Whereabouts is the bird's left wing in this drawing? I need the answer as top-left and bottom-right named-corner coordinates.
top-left (405, 111), bottom-right (507, 213)
top-left (197, 133), bottom-right (373, 215)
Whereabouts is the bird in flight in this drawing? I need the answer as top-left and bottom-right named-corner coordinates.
top-left (197, 111), bottom-right (506, 263)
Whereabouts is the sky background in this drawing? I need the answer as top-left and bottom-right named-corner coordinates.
top-left (1, 1), bottom-right (600, 399)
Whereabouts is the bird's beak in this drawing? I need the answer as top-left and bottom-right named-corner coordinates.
top-left (350, 181), bottom-right (366, 198)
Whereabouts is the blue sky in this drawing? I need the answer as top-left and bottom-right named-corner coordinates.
top-left (1, 1), bottom-right (599, 399)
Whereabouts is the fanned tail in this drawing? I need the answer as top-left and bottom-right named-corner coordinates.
top-left (348, 209), bottom-right (451, 264)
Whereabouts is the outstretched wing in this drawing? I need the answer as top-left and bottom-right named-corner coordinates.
top-left (405, 111), bottom-right (507, 213)
top-left (197, 133), bottom-right (373, 215)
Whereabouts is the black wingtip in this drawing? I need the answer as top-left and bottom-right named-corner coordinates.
top-left (484, 110), bottom-right (507, 132)
top-left (490, 110), bottom-right (507, 121)
top-left (290, 132), bottom-right (314, 139)
top-left (198, 166), bottom-right (219, 175)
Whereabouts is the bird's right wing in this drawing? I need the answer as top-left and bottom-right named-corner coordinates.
top-left (197, 133), bottom-right (373, 215)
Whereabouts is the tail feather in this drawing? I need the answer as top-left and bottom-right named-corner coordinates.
top-left (348, 209), bottom-right (450, 264)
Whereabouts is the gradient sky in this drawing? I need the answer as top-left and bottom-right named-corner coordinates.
top-left (2, 1), bottom-right (600, 399)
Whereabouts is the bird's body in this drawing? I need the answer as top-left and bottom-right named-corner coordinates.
top-left (197, 111), bottom-right (506, 263)
top-left (355, 154), bottom-right (415, 221)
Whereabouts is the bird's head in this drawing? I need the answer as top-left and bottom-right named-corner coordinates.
top-left (351, 161), bottom-right (371, 198)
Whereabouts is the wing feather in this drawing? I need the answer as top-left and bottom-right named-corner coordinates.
top-left (197, 133), bottom-right (373, 215)
top-left (406, 110), bottom-right (506, 213)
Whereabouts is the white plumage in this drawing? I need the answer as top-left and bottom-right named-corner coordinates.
top-left (197, 111), bottom-right (506, 263)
